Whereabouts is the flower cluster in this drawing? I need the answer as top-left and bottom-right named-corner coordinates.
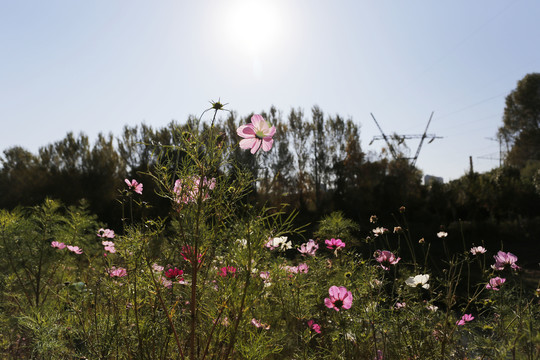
top-left (173, 176), bottom-right (216, 205)
top-left (165, 267), bottom-right (184, 280)
top-left (283, 263), bottom-right (309, 275)
top-left (51, 241), bottom-right (83, 254)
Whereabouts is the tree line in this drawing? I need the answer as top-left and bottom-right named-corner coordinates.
top-left (1, 73), bottom-right (539, 265)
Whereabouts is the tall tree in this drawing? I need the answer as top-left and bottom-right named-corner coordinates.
top-left (498, 73), bottom-right (540, 169)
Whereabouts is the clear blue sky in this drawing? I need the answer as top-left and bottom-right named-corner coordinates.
top-left (1, 0), bottom-right (539, 181)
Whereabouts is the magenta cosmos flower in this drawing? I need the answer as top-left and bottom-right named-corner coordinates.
top-left (374, 250), bottom-right (401, 270)
top-left (492, 251), bottom-right (520, 271)
top-left (165, 267), bottom-right (184, 280)
top-left (125, 179), bottom-right (143, 194)
top-left (324, 286), bottom-right (353, 311)
top-left (325, 238), bottom-right (345, 250)
top-left (218, 266), bottom-right (237, 277)
top-left (486, 276), bottom-right (506, 291)
top-left (307, 320), bottom-right (321, 334)
top-left (456, 313), bottom-right (474, 326)
top-left (237, 114), bottom-right (276, 154)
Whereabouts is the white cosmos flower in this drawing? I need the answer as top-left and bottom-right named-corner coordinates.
top-left (265, 236), bottom-right (292, 251)
top-left (437, 231), bottom-right (448, 238)
top-left (405, 274), bottom-right (430, 289)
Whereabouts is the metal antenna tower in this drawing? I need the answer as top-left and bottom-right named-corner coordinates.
top-left (369, 112), bottom-right (442, 166)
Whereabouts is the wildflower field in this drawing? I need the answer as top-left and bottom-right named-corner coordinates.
top-left (0, 106), bottom-right (538, 360)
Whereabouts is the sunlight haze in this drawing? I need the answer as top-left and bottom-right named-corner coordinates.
top-left (1, 0), bottom-right (539, 181)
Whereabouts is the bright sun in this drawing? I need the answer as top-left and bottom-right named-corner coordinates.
top-left (225, 0), bottom-right (281, 56)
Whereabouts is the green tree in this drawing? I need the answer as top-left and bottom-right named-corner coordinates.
top-left (498, 73), bottom-right (540, 170)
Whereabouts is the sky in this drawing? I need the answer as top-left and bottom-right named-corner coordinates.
top-left (1, 0), bottom-right (539, 182)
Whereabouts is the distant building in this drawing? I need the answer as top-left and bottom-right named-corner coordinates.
top-left (424, 174), bottom-right (444, 185)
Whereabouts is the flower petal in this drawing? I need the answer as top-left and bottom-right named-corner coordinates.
top-left (324, 297), bottom-right (334, 309)
top-left (250, 139), bottom-right (262, 154)
top-left (265, 125), bottom-right (276, 137)
top-left (251, 114), bottom-right (265, 130)
top-left (239, 138), bottom-right (259, 151)
top-left (261, 138), bottom-right (274, 152)
top-left (237, 124), bottom-right (256, 138)
top-left (328, 285), bottom-right (340, 298)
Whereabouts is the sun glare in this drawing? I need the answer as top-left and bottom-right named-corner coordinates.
top-left (226, 0), bottom-right (281, 55)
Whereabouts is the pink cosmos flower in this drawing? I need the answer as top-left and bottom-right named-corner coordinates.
top-left (109, 266), bottom-right (127, 277)
top-left (251, 318), bottom-right (270, 329)
top-left (395, 302), bottom-right (406, 309)
top-left (297, 263), bottom-right (309, 274)
top-left (152, 263), bottom-right (164, 272)
top-left (492, 251), bottom-right (520, 271)
top-left (456, 313), bottom-right (474, 326)
top-left (161, 276), bottom-right (173, 288)
top-left (237, 114), bottom-right (276, 154)
top-left (218, 266), bottom-right (237, 277)
top-left (324, 286), bottom-right (353, 311)
top-left (374, 250), bottom-right (401, 270)
top-left (67, 245), bottom-right (83, 254)
top-left (298, 239), bottom-right (318, 256)
top-left (125, 179), bottom-right (143, 194)
top-left (486, 277), bottom-right (506, 291)
top-left (307, 320), bottom-right (321, 334)
top-left (470, 246), bottom-right (487, 255)
top-left (51, 241), bottom-right (66, 249)
top-left (165, 267), bottom-right (184, 280)
top-left (97, 228), bottom-right (115, 238)
top-left (102, 241), bottom-right (116, 253)
top-left (325, 238), bottom-right (345, 250)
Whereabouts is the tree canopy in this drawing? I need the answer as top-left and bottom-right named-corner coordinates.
top-left (499, 73), bottom-right (540, 169)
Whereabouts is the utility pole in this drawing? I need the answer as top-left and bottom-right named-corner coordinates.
top-left (369, 112), bottom-right (442, 166)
